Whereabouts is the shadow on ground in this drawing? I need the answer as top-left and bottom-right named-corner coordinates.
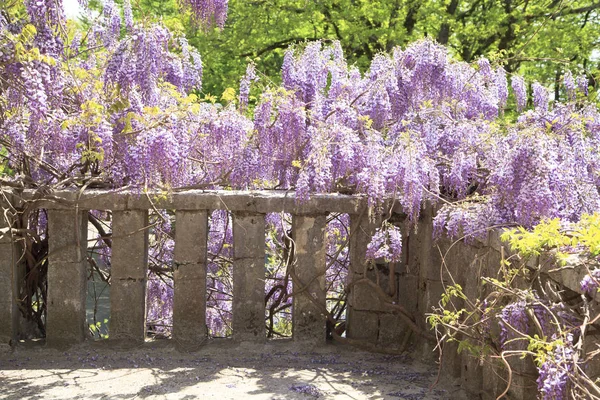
top-left (0, 340), bottom-right (466, 399)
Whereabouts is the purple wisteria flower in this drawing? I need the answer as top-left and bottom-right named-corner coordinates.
top-left (576, 74), bottom-right (588, 96)
top-left (532, 82), bottom-right (549, 111)
top-left (366, 223), bottom-right (402, 263)
top-left (581, 269), bottom-right (600, 295)
top-left (180, 0), bottom-right (229, 30)
top-left (239, 63), bottom-right (257, 111)
top-left (511, 75), bottom-right (527, 112)
top-left (495, 67), bottom-right (508, 108)
top-left (563, 71), bottom-right (575, 101)
top-left (537, 334), bottom-right (575, 400)
top-left (499, 301), bottom-right (528, 349)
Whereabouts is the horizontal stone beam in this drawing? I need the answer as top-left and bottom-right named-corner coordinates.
top-left (12, 189), bottom-right (377, 215)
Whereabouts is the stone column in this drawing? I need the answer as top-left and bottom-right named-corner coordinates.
top-left (346, 210), bottom-right (379, 342)
top-left (232, 212), bottom-right (265, 342)
top-left (292, 214), bottom-right (327, 343)
top-left (173, 210), bottom-right (208, 346)
top-left (110, 210), bottom-right (149, 344)
top-left (46, 210), bottom-right (88, 346)
top-left (0, 211), bottom-right (18, 347)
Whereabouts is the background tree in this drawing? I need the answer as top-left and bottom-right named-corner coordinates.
top-left (131, 0), bottom-right (600, 98)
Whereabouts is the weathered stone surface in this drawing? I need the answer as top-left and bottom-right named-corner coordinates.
top-left (420, 279), bottom-right (445, 322)
top-left (292, 215), bottom-right (327, 343)
top-left (346, 310), bottom-right (379, 342)
top-left (18, 189), bottom-right (370, 215)
top-left (378, 314), bottom-right (406, 348)
top-left (111, 210), bottom-right (149, 280)
top-left (351, 280), bottom-right (383, 311)
top-left (347, 211), bottom-right (378, 340)
top-left (0, 215), bottom-right (18, 346)
top-left (463, 252), bottom-right (485, 300)
top-left (173, 210), bottom-right (208, 345)
top-left (416, 206), bottom-right (435, 285)
top-left (0, 242), bottom-right (15, 345)
top-left (583, 331), bottom-right (600, 382)
top-left (397, 274), bottom-right (419, 316)
top-left (481, 359), bottom-right (508, 400)
top-left (110, 210), bottom-right (149, 344)
top-left (350, 279), bottom-right (400, 314)
top-left (46, 210), bottom-right (88, 346)
top-left (460, 352), bottom-right (483, 396)
top-left (233, 212), bottom-right (265, 342)
top-left (47, 210), bottom-right (87, 263)
top-left (506, 355), bottom-right (538, 399)
top-left (440, 340), bottom-right (462, 379)
top-left (348, 211), bottom-right (377, 277)
top-left (488, 228), bottom-right (505, 253)
top-left (110, 278), bottom-right (147, 343)
top-left (174, 210), bottom-right (208, 264)
top-left (553, 256), bottom-right (591, 294)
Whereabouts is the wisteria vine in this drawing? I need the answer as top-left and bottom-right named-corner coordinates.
top-left (1, 1), bottom-right (599, 397)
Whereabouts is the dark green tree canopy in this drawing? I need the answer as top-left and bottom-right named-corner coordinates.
top-left (84, 0), bottom-right (600, 100)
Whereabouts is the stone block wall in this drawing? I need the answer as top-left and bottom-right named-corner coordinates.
top-left (346, 207), bottom-right (600, 398)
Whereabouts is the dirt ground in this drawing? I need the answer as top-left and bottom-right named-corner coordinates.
top-left (0, 340), bottom-right (468, 399)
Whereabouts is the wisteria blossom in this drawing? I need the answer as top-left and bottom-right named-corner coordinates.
top-left (1, 6), bottom-right (600, 399)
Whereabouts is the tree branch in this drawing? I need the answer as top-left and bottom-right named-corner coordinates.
top-left (239, 37), bottom-right (316, 58)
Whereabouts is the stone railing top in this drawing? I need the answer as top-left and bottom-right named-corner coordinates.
top-left (8, 188), bottom-right (378, 215)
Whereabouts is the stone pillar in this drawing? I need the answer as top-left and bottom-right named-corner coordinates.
top-left (292, 214), bottom-right (327, 343)
top-left (232, 212), bottom-right (265, 342)
top-left (173, 210), bottom-right (208, 345)
top-left (346, 210), bottom-right (379, 342)
top-left (46, 210), bottom-right (88, 346)
top-left (0, 211), bottom-right (18, 347)
top-left (110, 210), bottom-right (149, 344)
top-left (417, 205), bottom-right (436, 323)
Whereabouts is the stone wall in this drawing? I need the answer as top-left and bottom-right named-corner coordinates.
top-left (347, 207), bottom-right (600, 398)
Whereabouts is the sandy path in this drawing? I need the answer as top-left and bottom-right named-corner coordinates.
top-left (0, 341), bottom-right (467, 399)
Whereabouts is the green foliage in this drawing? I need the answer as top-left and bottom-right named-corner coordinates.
top-left (89, 319), bottom-right (109, 339)
top-left (126, 0), bottom-right (600, 97)
top-left (501, 218), bottom-right (572, 258)
top-left (440, 284), bottom-right (467, 307)
top-left (431, 215), bottom-right (600, 397)
top-left (502, 214), bottom-right (600, 258)
top-left (527, 334), bottom-right (563, 366)
top-left (574, 213), bottom-right (600, 256)
top-left (0, 146), bottom-right (10, 176)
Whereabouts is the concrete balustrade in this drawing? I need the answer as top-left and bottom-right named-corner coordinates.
top-left (346, 210), bottom-right (379, 342)
top-left (1, 189), bottom-right (599, 399)
top-left (0, 191), bottom-right (373, 347)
